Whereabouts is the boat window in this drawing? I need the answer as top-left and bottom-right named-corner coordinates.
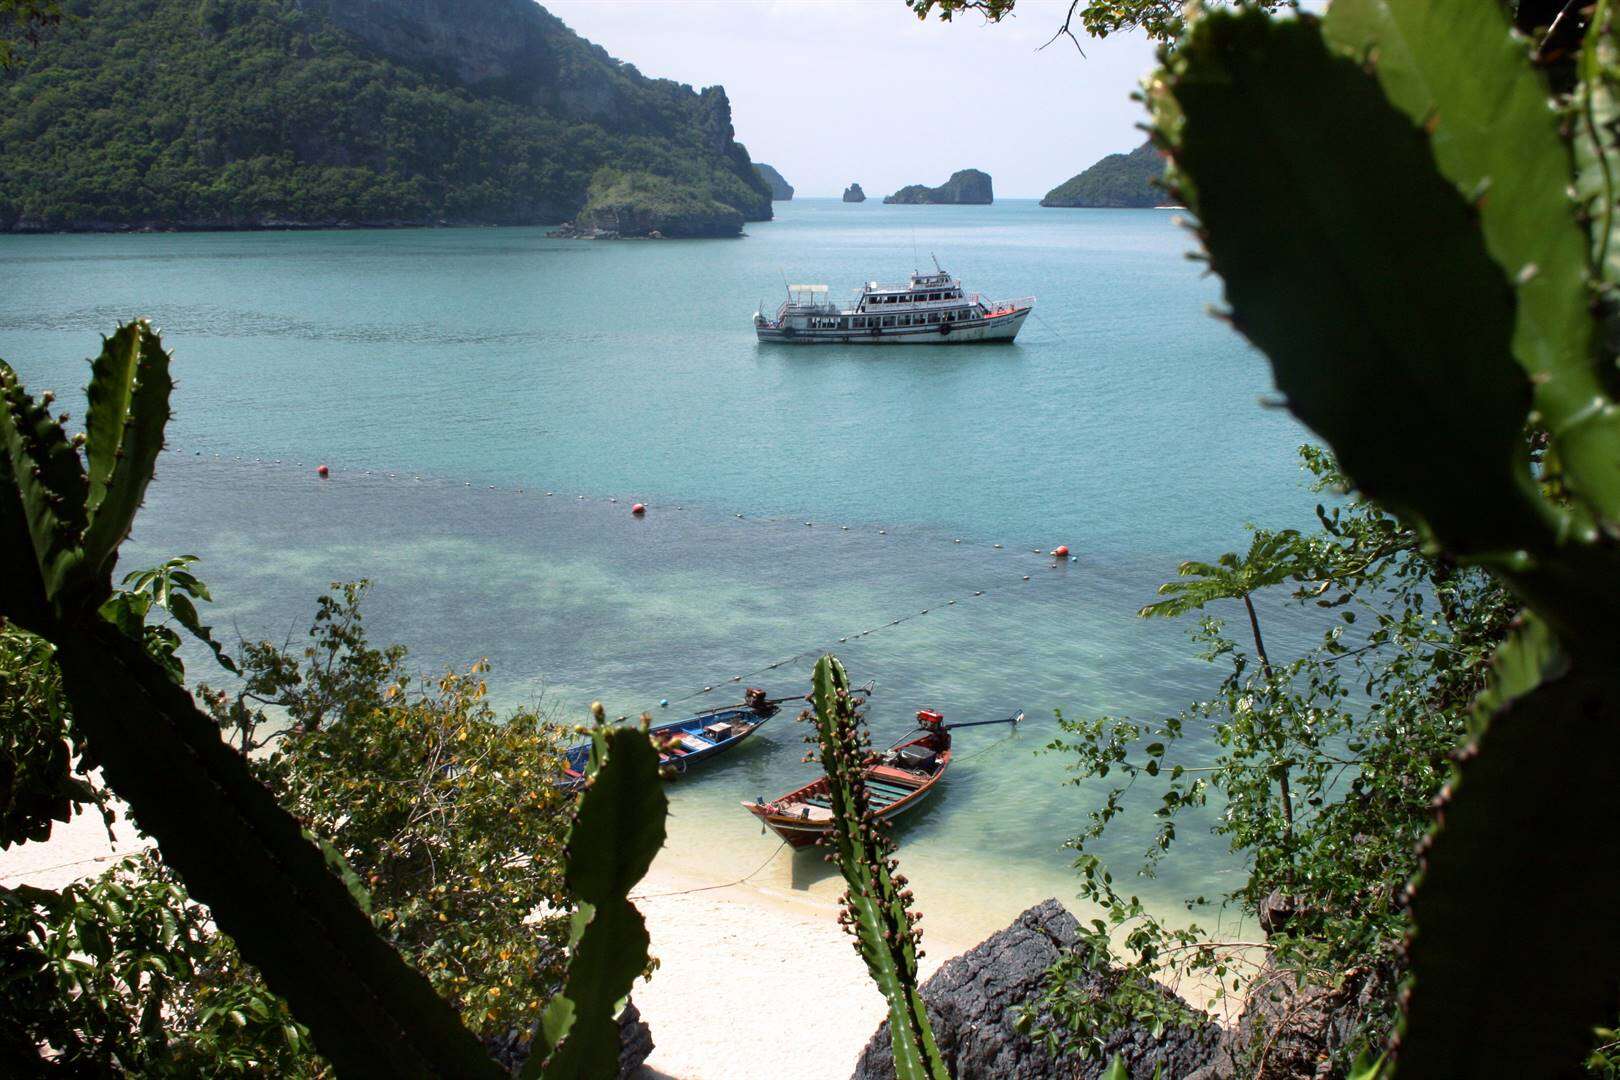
top-left (882, 316), bottom-right (895, 327)
top-left (840, 317), bottom-right (849, 329)
top-left (929, 313), bottom-right (940, 323)
top-left (900, 315), bottom-right (911, 326)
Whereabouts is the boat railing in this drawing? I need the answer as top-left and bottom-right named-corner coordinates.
top-left (772, 298), bottom-right (842, 320)
top-left (983, 295), bottom-right (1036, 316)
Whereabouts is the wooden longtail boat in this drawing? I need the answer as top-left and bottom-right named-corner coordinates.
top-left (561, 688), bottom-right (783, 789)
top-left (741, 709), bottom-right (956, 848)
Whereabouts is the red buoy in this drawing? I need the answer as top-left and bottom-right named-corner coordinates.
top-left (631, 502), bottom-right (646, 515)
top-left (316, 464), bottom-right (329, 478)
top-left (1051, 544), bottom-right (1070, 558)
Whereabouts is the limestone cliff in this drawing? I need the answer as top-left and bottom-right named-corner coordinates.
top-left (843, 183), bottom-right (867, 203)
top-left (1, 0), bottom-right (772, 232)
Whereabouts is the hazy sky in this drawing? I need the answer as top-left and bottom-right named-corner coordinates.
top-left (542, 0), bottom-right (1158, 198)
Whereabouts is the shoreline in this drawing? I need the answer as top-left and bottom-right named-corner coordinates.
top-left (0, 803), bottom-right (1245, 1078)
top-left (631, 857), bottom-right (967, 1080)
top-left (0, 805), bottom-right (965, 1080)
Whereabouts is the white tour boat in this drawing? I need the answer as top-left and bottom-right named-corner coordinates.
top-left (753, 265), bottom-right (1034, 344)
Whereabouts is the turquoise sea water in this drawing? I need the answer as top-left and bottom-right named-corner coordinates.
top-left (1, 199), bottom-right (1316, 945)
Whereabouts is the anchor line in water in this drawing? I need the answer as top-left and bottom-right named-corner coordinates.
top-left (170, 446), bottom-right (1082, 570)
top-left (619, 579), bottom-right (1013, 721)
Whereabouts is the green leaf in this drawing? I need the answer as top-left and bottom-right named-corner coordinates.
top-left (1467, 612), bottom-right (1565, 737)
top-left (530, 725), bottom-right (666, 1080)
top-left (301, 827), bottom-right (372, 918)
top-left (1151, 11), bottom-right (1556, 563)
top-left (807, 655), bottom-right (949, 1080)
top-left (563, 727), bottom-right (666, 906)
top-left (52, 621), bottom-right (504, 1077)
top-left (1101, 1053), bottom-right (1130, 1080)
top-left (0, 372), bottom-right (50, 630)
top-left (163, 590), bottom-right (238, 675)
top-left (1398, 668), bottom-right (1620, 1076)
top-left (0, 360), bottom-right (89, 614)
top-left (1576, 2), bottom-right (1620, 292)
top-left (1324, 0), bottom-right (1620, 527)
top-left (79, 321), bottom-right (171, 588)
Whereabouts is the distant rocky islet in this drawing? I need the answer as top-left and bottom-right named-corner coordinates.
top-left (882, 169), bottom-right (993, 205)
top-left (1040, 142), bottom-right (1169, 208)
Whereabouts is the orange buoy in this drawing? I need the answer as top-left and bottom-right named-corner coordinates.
top-left (316, 464), bottom-right (329, 478)
top-left (631, 502), bottom-right (646, 515)
top-left (1051, 544), bottom-right (1070, 558)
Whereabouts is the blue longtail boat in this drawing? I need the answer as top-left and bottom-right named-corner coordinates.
top-left (560, 688), bottom-right (789, 789)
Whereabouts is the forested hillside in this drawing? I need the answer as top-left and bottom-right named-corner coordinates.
top-left (0, 0), bottom-right (773, 231)
top-left (1041, 141), bottom-right (1165, 208)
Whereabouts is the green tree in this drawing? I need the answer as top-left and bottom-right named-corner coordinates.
top-left (0, 1), bottom-right (60, 68)
top-left (1035, 450), bottom-right (1518, 1072)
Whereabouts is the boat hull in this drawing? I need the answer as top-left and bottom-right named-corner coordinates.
top-left (742, 782), bottom-right (940, 847)
top-left (561, 703), bottom-right (775, 788)
top-left (756, 306), bottom-right (1030, 345)
top-left (741, 733), bottom-right (952, 848)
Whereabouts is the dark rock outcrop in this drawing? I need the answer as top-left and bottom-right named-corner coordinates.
top-left (1041, 142), bottom-right (1167, 209)
top-left (485, 998), bottom-right (653, 1077)
top-left (843, 183), bottom-right (867, 203)
top-left (851, 899), bottom-right (1220, 1080)
top-left (568, 170), bottom-right (745, 238)
top-left (754, 163), bottom-right (795, 200)
top-left (882, 169), bottom-right (993, 205)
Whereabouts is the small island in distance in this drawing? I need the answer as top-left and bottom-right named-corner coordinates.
top-left (1041, 142), bottom-right (1168, 208)
top-left (753, 163), bottom-right (794, 201)
top-left (883, 169), bottom-right (993, 205)
top-left (843, 183), bottom-right (867, 203)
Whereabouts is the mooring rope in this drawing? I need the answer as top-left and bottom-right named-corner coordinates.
top-left (627, 840), bottom-right (789, 901)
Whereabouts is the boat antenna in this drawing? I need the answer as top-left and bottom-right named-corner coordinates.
top-left (931, 251), bottom-right (942, 274)
top-left (912, 226), bottom-right (918, 272)
top-left (781, 269), bottom-right (790, 298)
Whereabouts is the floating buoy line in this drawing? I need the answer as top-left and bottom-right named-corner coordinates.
top-left (169, 445), bottom-right (1083, 716)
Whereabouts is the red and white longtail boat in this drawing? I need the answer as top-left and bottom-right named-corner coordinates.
top-left (741, 708), bottom-right (1020, 848)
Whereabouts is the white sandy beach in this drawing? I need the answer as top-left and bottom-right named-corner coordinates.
top-left (0, 803), bottom-right (966, 1080)
top-left (629, 858), bottom-right (963, 1080)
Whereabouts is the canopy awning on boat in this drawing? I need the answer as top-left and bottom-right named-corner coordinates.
top-left (788, 284), bottom-right (828, 293)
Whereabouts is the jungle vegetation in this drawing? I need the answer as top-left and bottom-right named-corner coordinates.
top-left (4, 0), bottom-right (1620, 1077)
top-left (1040, 142), bottom-right (1166, 208)
top-left (0, 0), bottom-right (771, 231)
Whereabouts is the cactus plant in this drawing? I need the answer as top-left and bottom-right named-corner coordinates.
top-left (1150, 7), bottom-right (1620, 1075)
top-left (528, 706), bottom-right (667, 1079)
top-left (804, 655), bottom-right (948, 1080)
top-left (1, 323), bottom-right (505, 1076)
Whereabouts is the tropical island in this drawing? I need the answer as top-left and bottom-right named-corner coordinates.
top-left (4, 0), bottom-right (1619, 1078)
top-left (883, 169), bottom-right (993, 204)
top-left (0, 0), bottom-right (771, 234)
top-left (844, 182), bottom-right (867, 202)
top-left (1041, 141), bottom-right (1166, 208)
top-left (753, 163), bottom-right (795, 200)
